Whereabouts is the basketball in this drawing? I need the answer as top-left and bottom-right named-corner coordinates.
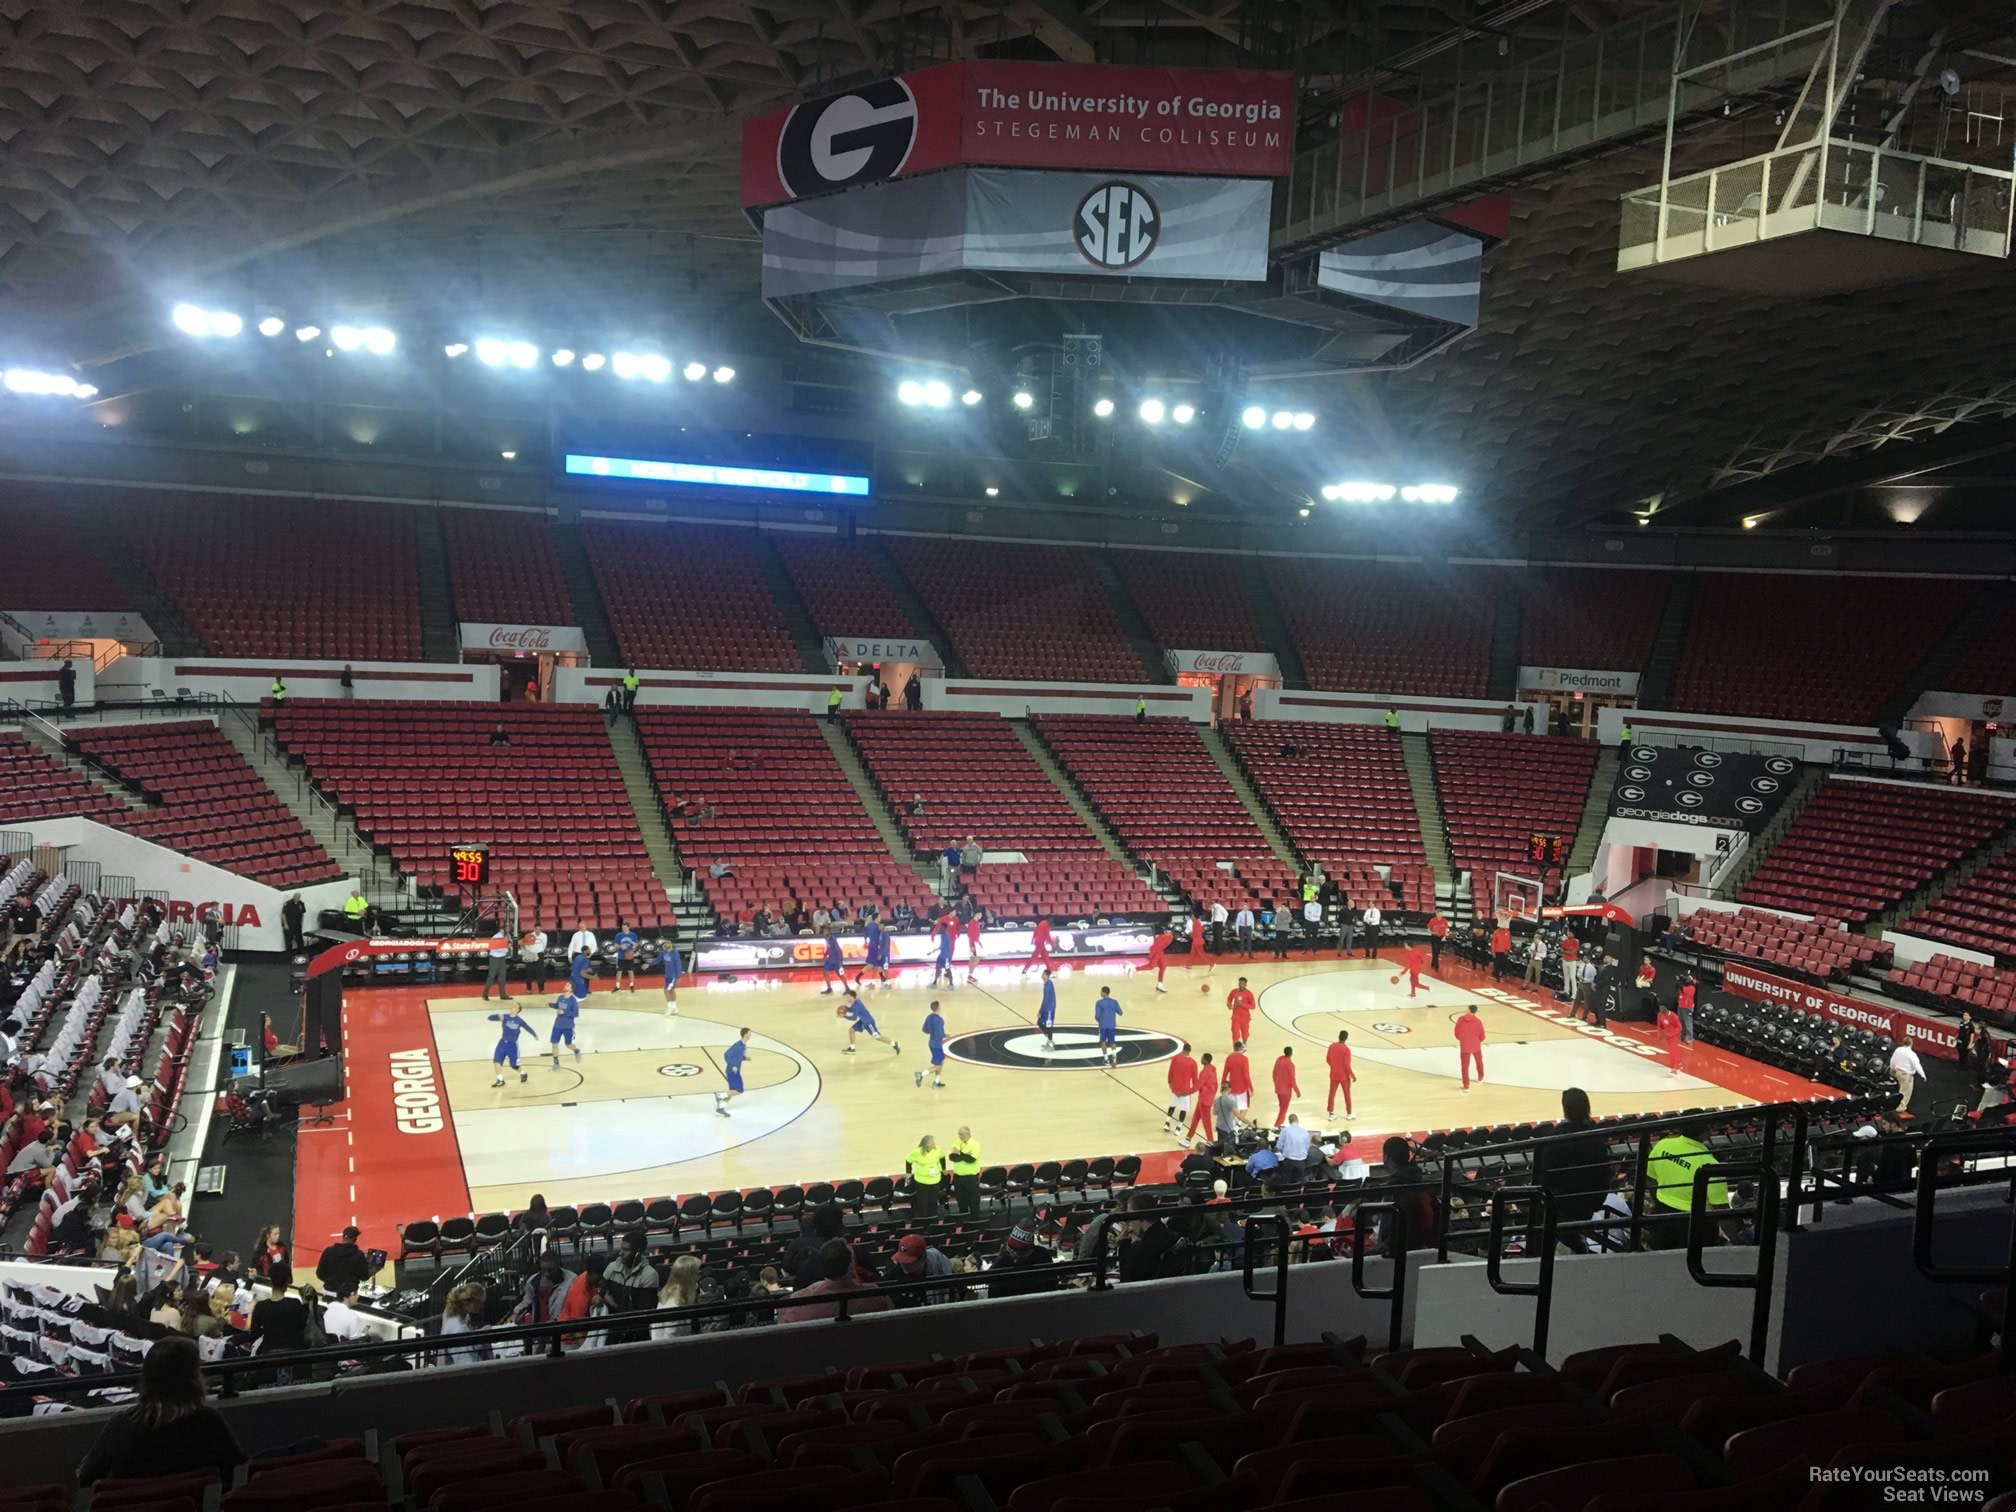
top-left (1390, 975), bottom-right (1400, 985)
top-left (1200, 983), bottom-right (1211, 994)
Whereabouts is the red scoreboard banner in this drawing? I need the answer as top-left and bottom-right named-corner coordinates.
top-left (742, 61), bottom-right (1296, 208)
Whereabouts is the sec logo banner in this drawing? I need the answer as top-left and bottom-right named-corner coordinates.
top-left (1075, 181), bottom-right (1160, 269)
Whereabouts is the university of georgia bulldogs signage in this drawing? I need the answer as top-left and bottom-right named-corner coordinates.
top-left (458, 623), bottom-right (588, 655)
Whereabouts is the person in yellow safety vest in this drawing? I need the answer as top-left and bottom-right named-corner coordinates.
top-left (620, 668), bottom-right (640, 715)
top-left (270, 677), bottom-right (288, 705)
top-left (905, 1133), bottom-right (946, 1218)
top-left (1619, 721), bottom-right (1635, 752)
top-left (946, 1125), bottom-right (983, 1215)
top-left (342, 885), bottom-right (370, 936)
top-left (1645, 1125), bottom-right (1729, 1251)
top-left (1134, 696), bottom-right (1146, 722)
top-left (826, 686), bottom-right (844, 724)
top-left (1383, 708), bottom-right (1399, 730)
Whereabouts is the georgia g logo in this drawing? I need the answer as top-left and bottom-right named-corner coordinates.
top-left (777, 79), bottom-right (920, 199)
top-left (1076, 181), bottom-right (1161, 269)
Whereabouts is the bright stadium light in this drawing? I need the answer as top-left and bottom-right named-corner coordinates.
top-left (443, 342), bottom-right (469, 358)
top-left (363, 327), bottom-right (396, 356)
top-left (551, 349), bottom-right (576, 368)
top-left (1409, 484), bottom-right (1459, 504)
top-left (713, 366), bottom-right (735, 384)
top-left (613, 352), bottom-right (642, 380)
top-left (1333, 482), bottom-right (1396, 503)
top-left (640, 354), bottom-right (672, 383)
top-left (684, 361), bottom-right (708, 382)
top-left (1271, 410), bottom-right (1293, 430)
top-left (295, 326), bottom-right (322, 343)
top-left (1012, 390), bottom-right (1034, 410)
top-left (581, 353), bottom-right (606, 371)
top-left (920, 379), bottom-right (951, 408)
top-left (257, 316), bottom-right (285, 338)
top-left (476, 339), bottom-right (509, 367)
top-left (1093, 397), bottom-right (1115, 418)
top-left (1242, 405), bottom-right (1267, 429)
top-left (1321, 485), bottom-right (1340, 501)
top-left (897, 379), bottom-right (924, 406)
top-left (330, 325), bottom-right (362, 352)
top-left (1138, 398), bottom-right (1166, 424)
top-left (211, 311), bottom-right (243, 338)
top-left (3, 368), bottom-right (92, 398)
top-left (984, 486), bottom-right (1000, 497)
top-left (1172, 403), bottom-right (1195, 425)
top-left (1292, 412), bottom-right (1315, 432)
top-left (961, 388), bottom-right (983, 406)
top-left (507, 341), bottom-right (538, 370)
top-left (172, 304), bottom-right (241, 338)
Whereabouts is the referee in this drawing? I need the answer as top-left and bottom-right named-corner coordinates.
top-left (947, 1125), bottom-right (982, 1214)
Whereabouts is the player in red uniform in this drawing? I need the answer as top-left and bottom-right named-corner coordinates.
top-left (1021, 916), bottom-right (1054, 976)
top-left (1186, 1053), bottom-right (1219, 1144)
top-left (1222, 1042), bottom-right (1253, 1121)
top-left (1186, 914), bottom-right (1211, 973)
top-left (1164, 1041), bottom-right (1198, 1134)
top-left (1455, 1004), bottom-right (1486, 1090)
top-left (1489, 923), bottom-right (1513, 982)
top-left (1145, 927), bottom-right (1174, 992)
top-left (1427, 910), bottom-right (1449, 971)
top-left (964, 911), bottom-right (984, 982)
top-left (1226, 977), bottom-right (1255, 1044)
top-left (1271, 1046), bottom-right (1300, 1127)
top-left (1326, 1030), bottom-right (1356, 1118)
top-left (1399, 943), bottom-right (1427, 998)
top-left (1657, 1005), bottom-right (1686, 1074)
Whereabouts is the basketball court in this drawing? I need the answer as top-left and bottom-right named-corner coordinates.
top-left (293, 946), bottom-right (1841, 1264)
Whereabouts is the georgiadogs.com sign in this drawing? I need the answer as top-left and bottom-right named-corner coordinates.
top-left (458, 622), bottom-right (588, 655)
top-left (1721, 963), bottom-right (1959, 1060)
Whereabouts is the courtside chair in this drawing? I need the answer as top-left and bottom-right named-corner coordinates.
top-left (611, 1198), bottom-right (647, 1232)
top-left (1113, 1156), bottom-right (1142, 1188)
top-left (771, 1185), bottom-right (805, 1229)
top-left (436, 1215), bottom-right (477, 1261)
top-left (709, 1189), bottom-right (744, 1231)
top-left (1006, 1164), bottom-right (1036, 1204)
top-left (865, 1176), bottom-right (896, 1212)
top-left (544, 1205), bottom-right (582, 1253)
top-left (1033, 1162), bottom-right (1063, 1200)
top-left (979, 1166), bottom-right (1009, 1208)
top-left (578, 1202), bottom-right (615, 1248)
top-left (643, 1197), bottom-right (679, 1235)
top-left (803, 1181), bottom-right (835, 1209)
top-left (1087, 1157), bottom-right (1115, 1193)
top-left (834, 1178), bottom-right (866, 1214)
top-left (472, 1212), bottom-right (511, 1248)
top-left (742, 1188), bottom-right (774, 1227)
top-left (396, 1219), bottom-right (441, 1265)
top-left (679, 1193), bottom-right (714, 1235)
top-left (1060, 1159), bottom-right (1090, 1197)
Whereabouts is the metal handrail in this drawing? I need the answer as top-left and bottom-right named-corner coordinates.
top-left (1348, 1200), bottom-right (1408, 1354)
top-left (1682, 1161), bottom-right (1780, 1367)
top-left (1241, 1211), bottom-right (1291, 1348)
top-left (1911, 1127), bottom-right (2016, 1370)
top-left (1484, 1186), bottom-right (1557, 1360)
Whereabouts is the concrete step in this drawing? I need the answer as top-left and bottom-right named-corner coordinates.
top-left (412, 506), bottom-right (461, 663)
top-left (213, 709), bottom-right (399, 897)
top-left (1088, 552), bottom-right (1170, 684)
top-left (752, 532), bottom-right (834, 675)
top-left (1486, 588), bottom-right (1522, 703)
top-left (1400, 731), bottom-right (1454, 887)
top-left (818, 718), bottom-right (925, 871)
top-left (1197, 724), bottom-right (1300, 867)
top-left (551, 521), bottom-right (622, 667)
top-left (603, 717), bottom-right (696, 922)
top-left (1639, 574), bottom-right (1696, 710)
top-left (1566, 746), bottom-right (1620, 878)
top-left (862, 536), bottom-right (968, 678)
top-left (1241, 556), bottom-right (1307, 689)
top-left (1012, 719), bottom-right (1136, 868)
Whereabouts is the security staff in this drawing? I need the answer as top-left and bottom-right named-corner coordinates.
top-left (621, 668), bottom-right (640, 714)
top-left (1383, 708), bottom-right (1399, 730)
top-left (342, 886), bottom-right (369, 932)
top-left (1619, 721), bottom-right (1634, 752)
top-left (946, 1125), bottom-right (983, 1215)
top-left (270, 676), bottom-right (288, 705)
top-left (905, 1133), bottom-right (946, 1218)
top-left (1133, 695), bottom-right (1146, 722)
top-left (826, 686), bottom-right (844, 723)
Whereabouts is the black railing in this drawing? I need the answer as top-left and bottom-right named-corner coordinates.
top-left (1239, 1212), bottom-right (1290, 1347)
top-left (1912, 1127), bottom-right (2016, 1371)
top-left (1682, 1161), bottom-right (1779, 1368)
top-left (1484, 1186), bottom-right (1557, 1361)
top-left (1348, 1200), bottom-right (1407, 1354)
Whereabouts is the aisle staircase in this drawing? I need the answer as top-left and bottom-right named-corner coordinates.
top-left (1400, 731), bottom-right (1453, 889)
top-left (819, 721), bottom-right (940, 888)
top-left (412, 508), bottom-right (460, 663)
top-left (64, 494), bottom-right (204, 656)
top-left (1566, 746), bottom-right (1621, 880)
top-left (1712, 762), bottom-right (1829, 901)
top-left (1242, 557), bottom-right (1306, 689)
top-left (863, 537), bottom-right (968, 678)
top-left (604, 717), bottom-right (712, 940)
top-left (1872, 582), bottom-right (2011, 731)
top-left (551, 522), bottom-right (621, 667)
top-left (213, 711), bottom-right (397, 897)
top-left (1486, 589), bottom-right (1523, 703)
top-left (1638, 575), bottom-right (1695, 710)
top-left (1198, 725), bottom-right (1299, 867)
top-left (1089, 553), bottom-right (1171, 684)
top-left (751, 534), bottom-right (833, 675)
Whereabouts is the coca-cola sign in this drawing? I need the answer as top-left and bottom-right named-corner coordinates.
top-left (458, 622), bottom-right (588, 655)
top-left (1163, 648), bottom-right (1280, 679)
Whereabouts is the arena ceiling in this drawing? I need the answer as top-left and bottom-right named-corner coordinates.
top-left (6, 0), bottom-right (2016, 535)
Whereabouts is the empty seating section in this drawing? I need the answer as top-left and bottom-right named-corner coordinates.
top-left (842, 712), bottom-right (1161, 917)
top-left (1889, 950), bottom-right (2016, 1015)
top-left (584, 522), bottom-right (801, 672)
top-left (1672, 574), bottom-right (1970, 725)
top-left (268, 701), bottom-right (670, 931)
top-left (1222, 720), bottom-right (1427, 876)
top-left (1521, 569), bottom-right (1673, 672)
top-left (1032, 715), bottom-right (1292, 908)
top-left (1430, 732), bottom-right (1600, 917)
top-left (632, 710), bottom-right (931, 926)
top-left (1741, 779), bottom-right (2016, 924)
top-left (1902, 852), bottom-right (2016, 960)
top-left (0, 489), bottom-right (127, 610)
top-left (771, 535), bottom-right (911, 639)
top-left (886, 538), bottom-right (1147, 681)
top-left (439, 509), bottom-right (574, 626)
top-left (0, 733), bottom-right (125, 826)
top-left (118, 493), bottom-right (422, 660)
top-left (1265, 561), bottom-right (1502, 696)
top-left (1681, 906), bottom-right (1891, 983)
top-left (1945, 591), bottom-right (2016, 697)
top-left (68, 721), bottom-right (341, 888)
top-left (1110, 548), bottom-right (1268, 652)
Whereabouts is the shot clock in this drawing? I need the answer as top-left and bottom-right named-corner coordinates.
top-left (1526, 833), bottom-right (1569, 867)
top-left (449, 843), bottom-right (491, 887)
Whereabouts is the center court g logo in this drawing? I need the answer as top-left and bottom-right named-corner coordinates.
top-left (1075, 182), bottom-right (1161, 269)
top-left (946, 1026), bottom-right (1180, 1070)
top-left (777, 79), bottom-right (919, 198)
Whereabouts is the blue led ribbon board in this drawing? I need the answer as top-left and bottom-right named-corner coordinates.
top-left (564, 452), bottom-right (871, 497)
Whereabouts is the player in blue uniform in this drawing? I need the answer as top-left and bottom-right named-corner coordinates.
top-left (1036, 968), bottom-right (1058, 1049)
top-left (838, 989), bottom-right (900, 1055)
top-left (1093, 986), bottom-right (1123, 1069)
top-left (569, 947), bottom-right (592, 1000)
top-left (715, 1026), bottom-right (751, 1117)
top-left (659, 937), bottom-right (684, 1017)
top-left (915, 1000), bottom-right (946, 1089)
top-left (820, 928), bottom-right (845, 995)
top-left (546, 988), bottom-right (581, 1069)
top-left (854, 916), bottom-right (892, 992)
top-left (928, 918), bottom-right (957, 990)
top-left (488, 1009), bottom-right (534, 1086)
top-left (612, 920), bottom-right (640, 993)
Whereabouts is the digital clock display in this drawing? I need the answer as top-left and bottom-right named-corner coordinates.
top-left (1527, 833), bottom-right (1568, 866)
top-left (450, 845), bottom-right (491, 886)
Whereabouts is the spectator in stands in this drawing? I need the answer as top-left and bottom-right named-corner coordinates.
top-left (519, 1249), bottom-right (574, 1324)
top-left (253, 1225), bottom-right (291, 1289)
top-left (1524, 706), bottom-right (1535, 734)
top-left (864, 671), bottom-right (883, 710)
top-left (960, 835), bottom-right (982, 874)
top-left (1372, 1137), bottom-right (1439, 1255)
top-left (883, 1233), bottom-right (953, 1306)
top-left (1116, 1195), bottom-right (1190, 1283)
top-left (437, 1281), bottom-right (489, 1364)
top-left (1645, 1120), bottom-right (1728, 1249)
top-left (1538, 1088), bottom-right (1612, 1253)
top-left (1500, 706), bottom-right (1517, 733)
top-left (904, 676), bottom-right (923, 711)
top-left (603, 687), bottom-right (620, 724)
top-left (489, 724), bottom-right (510, 747)
top-left (248, 1281), bottom-right (319, 1359)
top-left (908, 791), bottom-right (926, 816)
top-left (4, 893), bottom-right (38, 960)
top-left (107, 1075), bottom-right (147, 1129)
top-left (786, 1203), bottom-right (849, 1287)
top-left (316, 1225), bottom-right (375, 1295)
top-left (558, 1255), bottom-right (610, 1348)
top-left (650, 1255), bottom-right (706, 1339)
top-left (601, 1231), bottom-right (659, 1340)
top-left (779, 1240), bottom-right (891, 1323)
top-left (76, 1335), bottom-right (244, 1487)
top-left (1889, 1041), bottom-right (1925, 1110)
top-left (986, 1223), bottom-right (1058, 1297)
top-left (321, 1282), bottom-right (370, 1342)
top-left (58, 659), bottom-right (76, 708)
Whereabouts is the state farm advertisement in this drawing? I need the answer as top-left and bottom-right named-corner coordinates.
top-left (1721, 963), bottom-right (1960, 1061)
top-left (742, 61), bottom-right (1295, 207)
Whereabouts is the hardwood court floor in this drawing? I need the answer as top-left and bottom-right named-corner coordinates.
top-left (294, 947), bottom-right (1839, 1267)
